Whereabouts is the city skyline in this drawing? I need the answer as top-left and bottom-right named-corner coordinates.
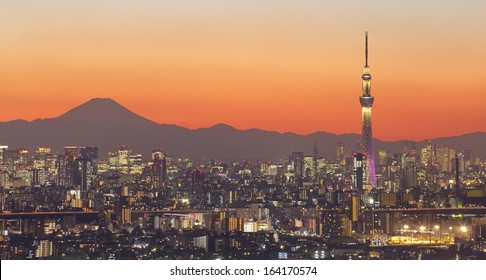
top-left (1, 1), bottom-right (486, 141)
top-left (1, 130), bottom-right (485, 260)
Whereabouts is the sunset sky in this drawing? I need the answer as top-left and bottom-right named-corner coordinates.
top-left (0, 1), bottom-right (485, 141)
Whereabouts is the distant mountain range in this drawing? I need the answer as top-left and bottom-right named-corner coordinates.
top-left (1, 98), bottom-right (485, 160)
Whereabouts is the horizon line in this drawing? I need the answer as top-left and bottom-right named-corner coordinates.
top-left (0, 97), bottom-right (484, 143)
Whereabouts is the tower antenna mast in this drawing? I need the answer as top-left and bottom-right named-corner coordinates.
top-left (365, 31), bottom-right (368, 67)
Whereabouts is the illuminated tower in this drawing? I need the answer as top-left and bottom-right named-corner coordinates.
top-left (359, 31), bottom-right (377, 188)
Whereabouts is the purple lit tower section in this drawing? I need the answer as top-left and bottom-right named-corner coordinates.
top-left (359, 32), bottom-right (377, 188)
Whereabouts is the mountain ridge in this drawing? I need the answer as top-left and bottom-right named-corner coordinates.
top-left (1, 98), bottom-right (485, 160)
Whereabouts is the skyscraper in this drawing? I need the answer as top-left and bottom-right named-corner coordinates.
top-left (455, 153), bottom-right (461, 196)
top-left (73, 158), bottom-right (89, 192)
top-left (336, 142), bottom-right (345, 165)
top-left (353, 153), bottom-right (365, 192)
top-left (80, 146), bottom-right (99, 161)
top-left (151, 150), bottom-right (168, 189)
top-left (360, 32), bottom-right (377, 188)
top-left (313, 141), bottom-right (319, 181)
top-left (290, 152), bottom-right (304, 187)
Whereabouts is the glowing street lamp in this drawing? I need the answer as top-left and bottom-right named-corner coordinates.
top-left (419, 226), bottom-right (425, 231)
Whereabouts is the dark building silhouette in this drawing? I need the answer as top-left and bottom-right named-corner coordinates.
top-left (191, 169), bottom-right (204, 191)
top-left (161, 156), bottom-right (167, 185)
top-left (64, 146), bottom-right (79, 157)
top-left (320, 209), bottom-right (342, 238)
top-left (80, 146), bottom-right (98, 161)
top-left (290, 152), bottom-right (304, 187)
top-left (353, 153), bottom-right (365, 192)
top-left (73, 158), bottom-right (89, 192)
top-left (337, 142), bottom-right (345, 164)
top-left (313, 142), bottom-right (319, 182)
top-left (151, 151), bottom-right (168, 189)
top-left (455, 153), bottom-right (461, 196)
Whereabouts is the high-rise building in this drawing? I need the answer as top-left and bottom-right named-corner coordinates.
top-left (402, 154), bottom-right (417, 189)
top-left (403, 141), bottom-right (417, 155)
top-left (35, 240), bottom-right (53, 258)
top-left (290, 152), bottom-right (304, 187)
top-left (73, 158), bottom-right (91, 192)
top-left (58, 146), bottom-right (79, 187)
top-left (313, 141), bottom-right (319, 180)
top-left (0, 171), bottom-right (9, 188)
top-left (117, 146), bottom-right (130, 165)
top-left (353, 153), bottom-right (365, 192)
top-left (151, 151), bottom-right (168, 188)
top-left (191, 169), bottom-right (204, 190)
top-left (351, 194), bottom-right (361, 224)
top-left (80, 146), bottom-right (98, 161)
top-left (455, 153), bottom-right (461, 196)
top-left (64, 146), bottom-right (79, 157)
top-left (474, 225), bottom-right (486, 252)
top-left (129, 154), bottom-right (143, 174)
top-left (0, 145), bottom-right (8, 163)
top-left (320, 210), bottom-right (342, 238)
top-left (437, 145), bottom-right (452, 172)
top-left (161, 157), bottom-right (167, 185)
top-left (304, 155), bottom-right (315, 180)
top-left (359, 32), bottom-right (377, 188)
top-left (33, 147), bottom-right (52, 170)
top-left (117, 146), bottom-right (130, 173)
top-left (151, 149), bottom-right (165, 161)
top-left (337, 142), bottom-right (345, 165)
top-left (18, 148), bottom-right (29, 167)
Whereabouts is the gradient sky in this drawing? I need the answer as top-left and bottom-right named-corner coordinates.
top-left (1, 0), bottom-right (485, 140)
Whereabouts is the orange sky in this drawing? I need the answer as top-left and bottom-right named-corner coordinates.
top-left (0, 1), bottom-right (485, 140)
